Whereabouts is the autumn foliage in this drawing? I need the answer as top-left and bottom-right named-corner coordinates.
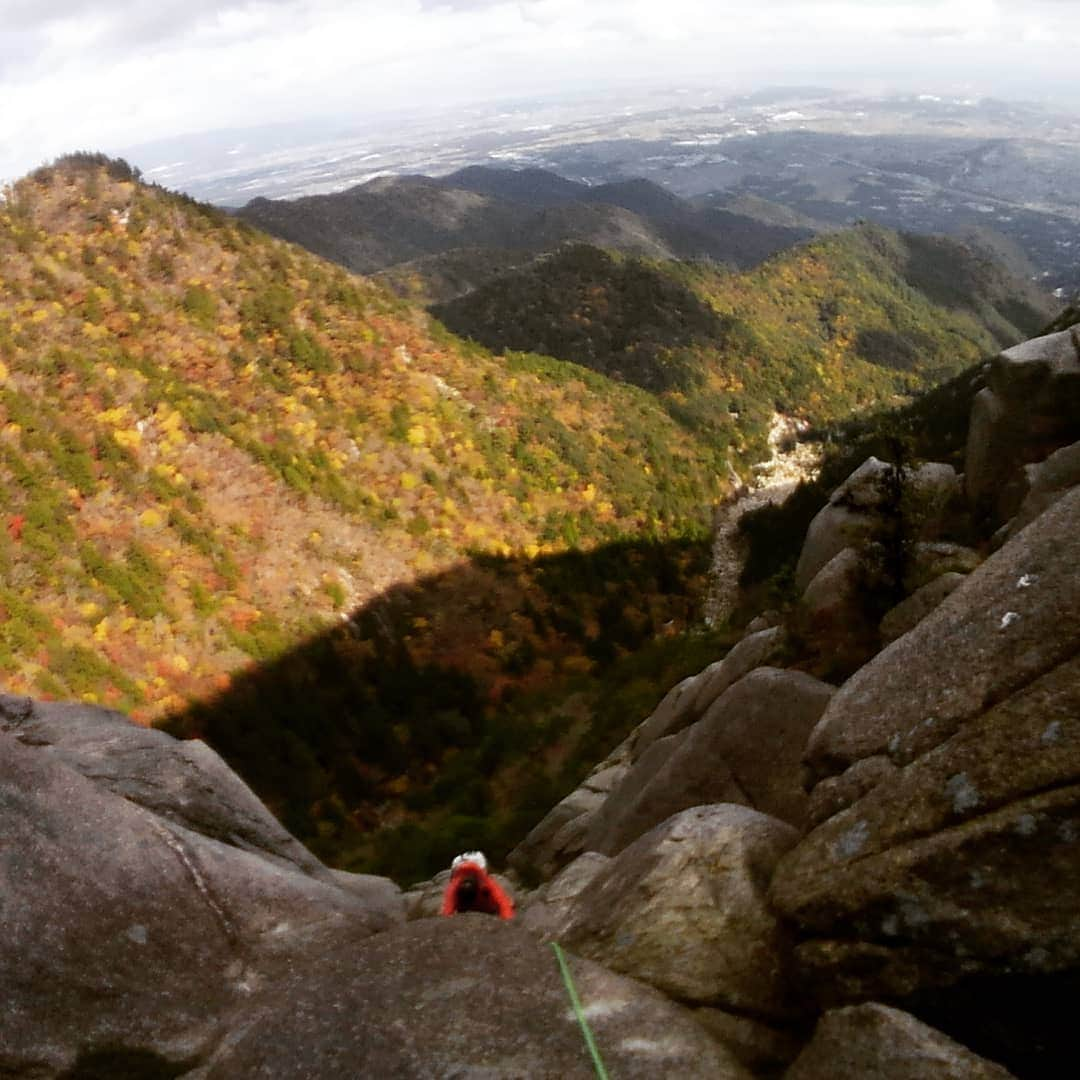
top-left (0, 159), bottom-right (726, 721)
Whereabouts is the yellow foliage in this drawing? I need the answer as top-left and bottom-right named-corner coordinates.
top-left (138, 509), bottom-right (162, 528)
top-left (400, 472), bottom-right (419, 491)
top-left (562, 655), bottom-right (595, 675)
top-left (487, 629), bottom-right (505, 650)
top-left (112, 428), bottom-right (142, 449)
top-left (412, 551), bottom-right (436, 572)
top-left (406, 424), bottom-right (426, 446)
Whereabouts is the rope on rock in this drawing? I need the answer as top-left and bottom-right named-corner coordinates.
top-left (551, 941), bottom-right (610, 1080)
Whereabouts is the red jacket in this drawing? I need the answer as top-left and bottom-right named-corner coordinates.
top-left (441, 859), bottom-right (515, 920)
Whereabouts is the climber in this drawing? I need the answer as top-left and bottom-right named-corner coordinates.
top-left (440, 851), bottom-right (515, 919)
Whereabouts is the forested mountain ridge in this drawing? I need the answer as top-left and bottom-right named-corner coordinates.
top-left (237, 166), bottom-right (811, 290)
top-left (0, 156), bottom-right (728, 726)
top-left (433, 227), bottom-right (1057, 455)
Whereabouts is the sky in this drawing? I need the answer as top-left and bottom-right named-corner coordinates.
top-left (2, 0), bottom-right (1080, 184)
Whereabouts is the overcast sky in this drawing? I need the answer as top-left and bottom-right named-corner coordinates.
top-left (2, 0), bottom-right (1079, 183)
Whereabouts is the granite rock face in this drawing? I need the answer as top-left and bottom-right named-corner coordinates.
top-left (767, 483), bottom-right (1080, 1078)
top-left (774, 650), bottom-right (1080, 996)
top-left (0, 726), bottom-right (396, 1078)
top-left (0, 693), bottom-right (327, 878)
top-left (197, 917), bottom-right (751, 1079)
top-left (879, 572), bottom-right (967, 644)
top-left (802, 484), bottom-right (1080, 784)
top-left (965, 327), bottom-right (1080, 525)
top-left (586, 668), bottom-right (834, 854)
top-left (795, 457), bottom-right (959, 591)
top-left (783, 1003), bottom-right (1016, 1079)
top-left (560, 805), bottom-right (800, 1017)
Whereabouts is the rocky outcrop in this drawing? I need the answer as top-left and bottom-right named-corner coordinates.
top-left (784, 1003), bottom-right (1016, 1079)
top-left (761, 482), bottom-right (1080, 1076)
top-left (196, 917), bottom-right (750, 1079)
top-left (965, 326), bottom-right (1080, 525)
top-left (509, 626), bottom-right (787, 878)
top-left (558, 805), bottom-right (800, 1017)
top-left (801, 484), bottom-right (1080, 782)
top-left (503, 323), bottom-right (1080, 1078)
top-left (507, 760), bottom-right (627, 879)
top-left (519, 851), bottom-right (611, 937)
top-left (794, 457), bottom-right (960, 592)
top-left (0, 719), bottom-right (401, 1078)
top-left (633, 626), bottom-right (787, 759)
top-left (0, 693), bottom-right (328, 879)
top-left (586, 667), bottom-right (834, 854)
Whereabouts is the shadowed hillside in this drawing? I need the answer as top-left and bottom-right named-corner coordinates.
top-left (163, 531), bottom-right (730, 883)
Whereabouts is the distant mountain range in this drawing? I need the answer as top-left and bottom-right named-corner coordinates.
top-left (124, 89), bottom-right (1080, 295)
top-left (238, 167), bottom-right (811, 296)
top-left (430, 226), bottom-right (1056, 454)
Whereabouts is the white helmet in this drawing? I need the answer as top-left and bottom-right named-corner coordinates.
top-left (451, 851), bottom-right (487, 871)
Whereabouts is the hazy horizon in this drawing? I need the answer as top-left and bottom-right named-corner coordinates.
top-left (4, 1), bottom-right (1080, 188)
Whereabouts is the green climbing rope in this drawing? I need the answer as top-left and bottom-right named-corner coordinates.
top-left (551, 941), bottom-right (611, 1080)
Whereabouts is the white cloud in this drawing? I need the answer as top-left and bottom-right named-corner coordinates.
top-left (1, 0), bottom-right (1078, 184)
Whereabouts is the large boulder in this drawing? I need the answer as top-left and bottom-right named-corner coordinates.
top-left (587, 668), bottom-right (834, 854)
top-left (631, 626), bottom-right (787, 760)
top-left (965, 327), bottom-right (1080, 524)
top-left (197, 917), bottom-right (750, 1079)
top-left (803, 483), bottom-right (1080, 783)
top-left (784, 1003), bottom-right (1015, 1079)
top-left (1005, 438), bottom-right (1080, 540)
top-left (771, 492), bottom-right (1080, 1072)
top-left (560, 805), bottom-right (800, 1018)
top-left (0, 692), bottom-right (326, 878)
top-left (799, 546), bottom-right (880, 669)
top-left (989, 325), bottom-right (1080, 409)
top-left (519, 852), bottom-right (611, 938)
top-left (0, 727), bottom-right (392, 1077)
top-left (879, 572), bottom-right (967, 644)
top-left (795, 458), bottom-right (959, 591)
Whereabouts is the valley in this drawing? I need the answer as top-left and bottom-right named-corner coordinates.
top-left (0, 151), bottom-right (1063, 878)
